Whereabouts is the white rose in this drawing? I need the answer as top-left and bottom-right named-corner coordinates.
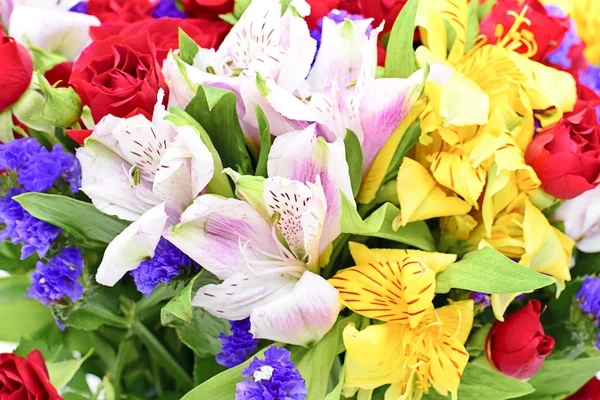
top-left (554, 185), bottom-right (600, 253)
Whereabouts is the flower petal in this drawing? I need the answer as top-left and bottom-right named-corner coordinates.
top-left (96, 203), bottom-right (171, 287)
top-left (250, 271), bottom-right (342, 346)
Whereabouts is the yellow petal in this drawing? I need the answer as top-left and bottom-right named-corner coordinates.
top-left (395, 158), bottom-right (472, 226)
top-left (571, 0), bottom-right (600, 63)
top-left (429, 151), bottom-right (487, 208)
top-left (348, 242), bottom-right (457, 274)
top-left (441, 214), bottom-right (478, 241)
top-left (358, 100), bottom-right (427, 205)
top-left (329, 257), bottom-right (436, 328)
top-left (440, 71), bottom-right (490, 127)
top-left (436, 300), bottom-right (475, 344)
top-left (343, 322), bottom-right (409, 391)
top-left (491, 292), bottom-right (522, 321)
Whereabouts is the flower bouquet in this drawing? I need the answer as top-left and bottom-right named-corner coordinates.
top-left (1, 0), bottom-right (600, 399)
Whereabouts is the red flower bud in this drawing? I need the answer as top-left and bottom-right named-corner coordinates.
top-left (0, 350), bottom-right (62, 399)
top-left (567, 376), bottom-right (600, 400)
top-left (0, 32), bottom-right (33, 112)
top-left (486, 300), bottom-right (555, 380)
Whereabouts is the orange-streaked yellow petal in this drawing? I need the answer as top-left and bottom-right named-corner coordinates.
top-left (429, 151), bottom-right (487, 208)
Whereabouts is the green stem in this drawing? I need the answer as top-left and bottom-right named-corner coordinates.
top-left (131, 320), bottom-right (193, 390)
top-left (87, 306), bottom-right (131, 328)
top-left (112, 339), bottom-right (133, 398)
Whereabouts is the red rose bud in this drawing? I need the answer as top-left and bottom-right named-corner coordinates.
top-left (70, 32), bottom-right (168, 123)
top-left (66, 129), bottom-right (93, 145)
top-left (90, 17), bottom-right (230, 64)
top-left (181, 0), bottom-right (234, 20)
top-left (525, 105), bottom-right (600, 199)
top-left (567, 376), bottom-right (600, 400)
top-left (0, 350), bottom-right (62, 399)
top-left (480, 0), bottom-right (570, 62)
top-left (0, 32), bottom-right (33, 112)
top-left (486, 300), bottom-right (555, 380)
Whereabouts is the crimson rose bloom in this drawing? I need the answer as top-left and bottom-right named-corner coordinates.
top-left (486, 300), bottom-right (555, 380)
top-left (90, 18), bottom-right (230, 64)
top-left (357, 0), bottom-right (407, 33)
top-left (0, 31), bottom-right (33, 112)
top-left (87, 0), bottom-right (154, 23)
top-left (180, 0), bottom-right (234, 19)
top-left (70, 33), bottom-right (168, 123)
top-left (480, 0), bottom-right (570, 62)
top-left (305, 0), bottom-right (340, 29)
top-left (568, 377), bottom-right (600, 400)
top-left (525, 102), bottom-right (600, 199)
top-left (45, 62), bottom-right (74, 89)
top-left (0, 350), bottom-right (61, 399)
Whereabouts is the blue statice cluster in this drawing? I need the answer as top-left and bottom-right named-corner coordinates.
top-left (130, 238), bottom-right (198, 296)
top-left (70, 0), bottom-right (186, 19)
top-left (217, 318), bottom-right (259, 368)
top-left (235, 346), bottom-right (307, 400)
top-left (470, 291), bottom-right (491, 308)
top-left (0, 139), bottom-right (81, 260)
top-left (545, 5), bottom-right (583, 70)
top-left (27, 247), bottom-right (84, 306)
top-left (575, 277), bottom-right (600, 349)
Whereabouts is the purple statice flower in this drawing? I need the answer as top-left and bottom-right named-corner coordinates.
top-left (579, 65), bottom-right (600, 95)
top-left (64, 154), bottom-right (82, 193)
top-left (18, 145), bottom-right (79, 193)
top-left (310, 10), bottom-right (371, 63)
top-left (0, 188), bottom-right (62, 260)
top-left (0, 138), bottom-right (41, 171)
top-left (576, 277), bottom-right (600, 319)
top-left (27, 247), bottom-right (84, 306)
top-left (470, 291), bottom-right (491, 308)
top-left (217, 318), bottom-right (258, 368)
top-left (236, 346), bottom-right (307, 400)
top-left (152, 0), bottom-right (187, 18)
top-left (69, 1), bottom-right (88, 14)
top-left (545, 5), bottom-right (583, 70)
top-left (130, 238), bottom-right (197, 296)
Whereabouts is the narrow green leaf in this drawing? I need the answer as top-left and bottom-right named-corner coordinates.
top-left (185, 85), bottom-right (254, 175)
top-left (435, 247), bottom-right (556, 294)
top-left (324, 365), bottom-right (345, 400)
top-left (161, 272), bottom-right (205, 323)
top-left (340, 192), bottom-right (436, 251)
top-left (14, 193), bottom-right (129, 247)
top-left (47, 349), bottom-right (93, 391)
top-left (457, 364), bottom-right (534, 399)
top-left (344, 129), bottom-right (363, 197)
top-left (255, 105), bottom-right (271, 178)
top-left (179, 29), bottom-right (200, 65)
top-left (465, 0), bottom-right (480, 52)
top-left (383, 120), bottom-right (421, 183)
top-left (384, 0), bottom-right (419, 78)
top-left (181, 347), bottom-right (268, 400)
top-left (521, 357), bottom-right (600, 399)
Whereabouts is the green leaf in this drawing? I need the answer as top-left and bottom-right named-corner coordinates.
top-left (384, 0), bottom-right (419, 78)
top-left (47, 349), bottom-right (93, 391)
top-left (161, 272), bottom-right (206, 323)
top-left (181, 347), bottom-right (269, 400)
top-left (478, 0), bottom-right (498, 20)
top-left (435, 247), bottom-right (556, 294)
top-left (458, 364), bottom-right (534, 399)
top-left (0, 290), bottom-right (54, 342)
top-left (340, 193), bottom-right (436, 251)
top-left (383, 119), bottom-right (421, 183)
top-left (465, 0), bottom-right (480, 52)
top-left (344, 129), bottom-right (363, 197)
top-left (324, 365), bottom-right (345, 400)
top-left (0, 275), bottom-right (34, 305)
top-left (179, 28), bottom-right (200, 65)
top-left (521, 357), bottom-right (600, 399)
top-left (255, 105), bottom-right (272, 178)
top-left (14, 193), bottom-right (129, 247)
top-left (185, 85), bottom-right (254, 175)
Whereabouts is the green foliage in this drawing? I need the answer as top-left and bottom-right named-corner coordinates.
top-left (435, 247), bottom-right (556, 294)
top-left (47, 349), bottom-right (93, 391)
top-left (14, 193), bottom-right (129, 248)
top-left (344, 129), bottom-right (363, 197)
top-left (179, 29), bottom-right (200, 65)
top-left (465, 0), bottom-right (481, 52)
top-left (384, 0), bottom-right (419, 78)
top-left (255, 105), bottom-right (272, 178)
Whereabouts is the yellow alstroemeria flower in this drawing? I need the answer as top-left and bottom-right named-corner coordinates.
top-left (465, 193), bottom-right (574, 319)
top-left (342, 301), bottom-right (474, 400)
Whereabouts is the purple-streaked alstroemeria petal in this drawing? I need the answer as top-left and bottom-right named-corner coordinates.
top-left (165, 195), bottom-right (282, 280)
top-left (268, 125), bottom-right (353, 252)
top-left (192, 272), bottom-right (297, 321)
top-left (96, 202), bottom-right (172, 286)
top-left (250, 271), bottom-right (342, 346)
top-left (153, 125), bottom-right (214, 208)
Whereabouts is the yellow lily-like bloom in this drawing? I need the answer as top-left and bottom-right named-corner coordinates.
top-left (330, 243), bottom-right (473, 400)
top-left (465, 193), bottom-right (574, 319)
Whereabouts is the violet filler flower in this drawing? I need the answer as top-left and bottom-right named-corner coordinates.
top-left (28, 247), bottom-right (84, 306)
top-left (576, 277), bottom-right (600, 349)
top-left (217, 318), bottom-right (258, 368)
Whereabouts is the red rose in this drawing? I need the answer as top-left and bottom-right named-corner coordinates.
top-left (90, 17), bottom-right (230, 64)
top-left (568, 377), bottom-right (600, 400)
top-left (525, 103), bottom-right (600, 199)
top-left (357, 0), bottom-right (407, 33)
top-left (180, 0), bottom-right (234, 20)
top-left (305, 0), bottom-right (340, 29)
top-left (0, 31), bottom-right (33, 112)
top-left (70, 33), bottom-right (168, 123)
top-left (0, 350), bottom-right (62, 399)
top-left (45, 62), bottom-right (74, 89)
top-left (87, 0), bottom-right (154, 23)
top-left (486, 300), bottom-right (555, 380)
top-left (480, 0), bottom-right (570, 62)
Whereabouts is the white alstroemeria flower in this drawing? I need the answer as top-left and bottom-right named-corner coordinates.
top-left (258, 15), bottom-right (451, 175)
top-left (162, 0), bottom-right (316, 147)
top-left (8, 2), bottom-right (99, 60)
top-left (554, 185), bottom-right (600, 253)
top-left (166, 124), bottom-right (353, 346)
top-left (77, 91), bottom-right (215, 286)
